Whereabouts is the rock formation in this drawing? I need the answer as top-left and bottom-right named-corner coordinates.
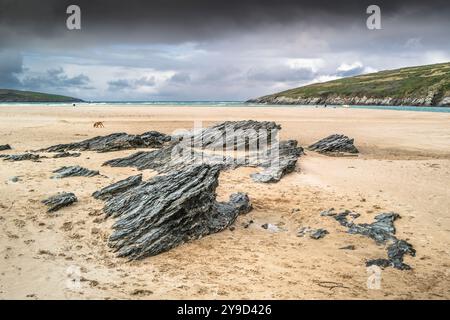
top-left (42, 192), bottom-right (77, 212)
top-left (0, 144), bottom-right (11, 151)
top-left (1, 153), bottom-right (41, 161)
top-left (52, 152), bottom-right (81, 158)
top-left (92, 174), bottom-right (143, 200)
top-left (329, 210), bottom-right (415, 270)
top-left (38, 131), bottom-right (170, 153)
top-left (52, 165), bottom-right (99, 178)
top-left (104, 120), bottom-right (302, 183)
top-left (308, 134), bottom-right (358, 154)
top-left (100, 164), bottom-right (252, 259)
top-left (251, 140), bottom-right (303, 182)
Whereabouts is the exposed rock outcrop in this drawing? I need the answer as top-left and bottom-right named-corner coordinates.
top-left (52, 165), bottom-right (99, 178)
top-left (102, 164), bottom-right (252, 259)
top-left (0, 144), bottom-right (12, 151)
top-left (104, 121), bottom-right (302, 183)
top-left (1, 153), bottom-right (41, 161)
top-left (42, 192), bottom-right (77, 212)
top-left (329, 210), bottom-right (415, 270)
top-left (308, 134), bottom-right (358, 154)
top-left (38, 131), bottom-right (170, 153)
top-left (52, 152), bottom-right (81, 158)
top-left (251, 140), bottom-right (303, 182)
top-left (92, 174), bottom-right (143, 200)
top-left (248, 95), bottom-right (450, 107)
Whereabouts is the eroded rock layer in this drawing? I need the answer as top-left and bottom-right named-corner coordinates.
top-left (101, 164), bottom-right (252, 259)
top-left (308, 134), bottom-right (358, 154)
top-left (42, 192), bottom-right (77, 212)
top-left (38, 131), bottom-right (170, 153)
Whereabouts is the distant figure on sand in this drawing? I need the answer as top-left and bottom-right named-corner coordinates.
top-left (93, 121), bottom-right (104, 128)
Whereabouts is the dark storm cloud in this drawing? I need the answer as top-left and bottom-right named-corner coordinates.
top-left (21, 67), bottom-right (92, 90)
top-left (107, 76), bottom-right (156, 91)
top-left (0, 50), bottom-right (23, 88)
top-left (1, 0), bottom-right (449, 47)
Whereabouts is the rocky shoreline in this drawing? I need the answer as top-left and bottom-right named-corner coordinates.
top-left (247, 95), bottom-right (450, 107)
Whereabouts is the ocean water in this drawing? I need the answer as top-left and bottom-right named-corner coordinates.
top-left (0, 101), bottom-right (449, 113)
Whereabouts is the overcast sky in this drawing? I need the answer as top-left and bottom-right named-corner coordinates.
top-left (1, 0), bottom-right (449, 101)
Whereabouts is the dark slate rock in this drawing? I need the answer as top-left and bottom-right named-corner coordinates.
top-left (92, 174), bottom-right (143, 200)
top-left (2, 153), bottom-right (41, 161)
top-left (339, 245), bottom-right (356, 250)
top-left (308, 134), bottom-right (359, 154)
top-left (52, 152), bottom-right (81, 158)
top-left (251, 140), bottom-right (303, 183)
top-left (104, 121), bottom-right (303, 183)
top-left (328, 210), bottom-right (415, 270)
top-left (310, 228), bottom-right (329, 239)
top-left (52, 165), bottom-right (99, 178)
top-left (101, 164), bottom-right (252, 259)
top-left (37, 131), bottom-right (170, 153)
top-left (42, 192), bottom-right (77, 212)
top-left (0, 144), bottom-right (12, 151)
top-left (186, 120), bottom-right (281, 150)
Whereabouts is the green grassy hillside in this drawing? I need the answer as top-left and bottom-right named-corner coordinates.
top-left (249, 62), bottom-right (450, 106)
top-left (0, 89), bottom-right (83, 102)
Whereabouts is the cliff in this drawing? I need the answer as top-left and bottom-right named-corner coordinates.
top-left (248, 62), bottom-right (450, 107)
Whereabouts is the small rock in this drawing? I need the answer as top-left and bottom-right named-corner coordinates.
top-left (310, 229), bottom-right (329, 239)
top-left (339, 245), bottom-right (356, 250)
top-left (52, 165), bottom-right (99, 179)
top-left (42, 192), bottom-right (77, 212)
top-left (0, 144), bottom-right (12, 151)
top-left (9, 176), bottom-right (20, 183)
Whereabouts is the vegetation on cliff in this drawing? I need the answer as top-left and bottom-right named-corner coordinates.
top-left (0, 89), bottom-right (83, 102)
top-left (249, 62), bottom-right (450, 106)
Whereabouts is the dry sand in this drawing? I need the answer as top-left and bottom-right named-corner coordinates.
top-left (0, 105), bottom-right (449, 299)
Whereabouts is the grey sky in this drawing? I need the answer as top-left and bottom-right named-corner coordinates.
top-left (0, 0), bottom-right (449, 100)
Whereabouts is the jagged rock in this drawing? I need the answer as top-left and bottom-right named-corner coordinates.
top-left (185, 120), bottom-right (281, 150)
top-left (52, 152), bottom-right (81, 158)
top-left (310, 229), bottom-right (329, 239)
top-left (327, 210), bottom-right (415, 270)
top-left (101, 165), bottom-right (251, 259)
top-left (0, 144), bottom-right (12, 151)
top-left (104, 121), bottom-right (302, 182)
top-left (38, 131), bottom-right (170, 153)
top-left (92, 174), bottom-right (143, 200)
top-left (297, 227), bottom-right (328, 239)
top-left (251, 140), bottom-right (303, 182)
top-left (366, 239), bottom-right (416, 270)
top-left (52, 165), bottom-right (99, 178)
top-left (2, 153), bottom-right (41, 161)
top-left (308, 134), bottom-right (358, 154)
top-left (42, 192), bottom-right (77, 212)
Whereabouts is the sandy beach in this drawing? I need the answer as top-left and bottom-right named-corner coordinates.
top-left (0, 105), bottom-right (449, 299)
